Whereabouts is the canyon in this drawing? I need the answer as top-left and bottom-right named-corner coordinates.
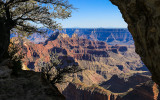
top-left (10, 30), bottom-right (160, 100)
top-left (1, 0), bottom-right (160, 99)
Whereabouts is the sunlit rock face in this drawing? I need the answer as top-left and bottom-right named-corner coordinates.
top-left (11, 34), bottom-right (158, 100)
top-left (62, 82), bottom-right (120, 100)
top-left (121, 81), bottom-right (160, 100)
top-left (110, 0), bottom-right (160, 86)
top-left (13, 34), bottom-right (147, 81)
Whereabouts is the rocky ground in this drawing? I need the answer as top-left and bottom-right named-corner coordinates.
top-left (0, 59), bottom-right (65, 100)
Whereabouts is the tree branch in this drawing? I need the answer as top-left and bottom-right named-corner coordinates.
top-left (14, 6), bottom-right (40, 22)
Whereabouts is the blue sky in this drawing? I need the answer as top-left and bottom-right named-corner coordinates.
top-left (57, 0), bottom-right (127, 28)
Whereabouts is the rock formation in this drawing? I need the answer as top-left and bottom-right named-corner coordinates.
top-left (11, 33), bottom-right (159, 99)
top-left (12, 34), bottom-right (147, 80)
top-left (62, 79), bottom-right (119, 100)
top-left (0, 60), bottom-right (65, 100)
top-left (110, 0), bottom-right (160, 86)
top-left (121, 81), bottom-right (160, 100)
top-left (62, 76), bottom-right (159, 100)
top-left (100, 75), bottom-right (150, 93)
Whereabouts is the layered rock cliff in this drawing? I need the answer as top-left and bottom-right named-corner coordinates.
top-left (110, 0), bottom-right (160, 86)
top-left (11, 34), bottom-right (158, 100)
top-left (62, 76), bottom-right (159, 100)
top-left (121, 81), bottom-right (160, 100)
top-left (12, 34), bottom-right (148, 80)
top-left (62, 78), bottom-right (120, 100)
top-left (100, 75), bottom-right (151, 93)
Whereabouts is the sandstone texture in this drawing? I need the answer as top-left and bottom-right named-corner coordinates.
top-left (110, 0), bottom-right (160, 86)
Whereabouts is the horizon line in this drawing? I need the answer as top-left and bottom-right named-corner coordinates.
top-left (62, 27), bottom-right (128, 29)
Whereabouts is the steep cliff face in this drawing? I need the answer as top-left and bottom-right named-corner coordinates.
top-left (100, 75), bottom-right (151, 93)
top-left (62, 80), bottom-right (119, 100)
top-left (62, 77), bottom-right (158, 100)
top-left (121, 81), bottom-right (160, 100)
top-left (110, 0), bottom-right (160, 86)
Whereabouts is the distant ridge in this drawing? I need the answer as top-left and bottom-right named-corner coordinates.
top-left (11, 28), bottom-right (133, 45)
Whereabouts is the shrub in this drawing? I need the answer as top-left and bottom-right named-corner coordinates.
top-left (37, 52), bottom-right (83, 84)
top-left (8, 41), bottom-right (24, 75)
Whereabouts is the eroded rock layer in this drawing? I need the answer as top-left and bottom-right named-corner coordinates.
top-left (121, 81), bottom-right (160, 100)
top-left (10, 34), bottom-right (159, 100)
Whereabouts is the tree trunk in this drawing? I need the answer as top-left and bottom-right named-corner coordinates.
top-left (0, 18), bottom-right (10, 63)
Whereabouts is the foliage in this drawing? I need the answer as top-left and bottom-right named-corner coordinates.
top-left (37, 52), bottom-right (83, 84)
top-left (0, 0), bottom-right (73, 62)
top-left (8, 41), bottom-right (24, 75)
top-left (0, 0), bottom-right (73, 36)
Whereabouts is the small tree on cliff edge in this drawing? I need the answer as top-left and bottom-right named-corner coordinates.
top-left (37, 52), bottom-right (83, 84)
top-left (0, 0), bottom-right (73, 62)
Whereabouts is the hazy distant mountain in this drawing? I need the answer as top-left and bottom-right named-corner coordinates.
top-left (59, 28), bottom-right (134, 45)
top-left (17, 28), bottom-right (133, 45)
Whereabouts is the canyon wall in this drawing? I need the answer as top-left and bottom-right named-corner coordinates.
top-left (62, 82), bottom-right (119, 100)
top-left (62, 79), bottom-right (159, 100)
top-left (121, 81), bottom-right (160, 100)
top-left (110, 0), bottom-right (160, 86)
top-left (11, 34), bottom-right (159, 100)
